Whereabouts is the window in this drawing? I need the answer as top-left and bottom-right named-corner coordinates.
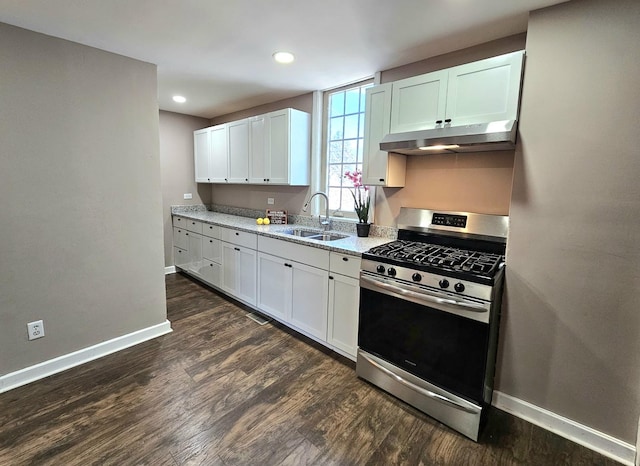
top-left (324, 81), bottom-right (373, 218)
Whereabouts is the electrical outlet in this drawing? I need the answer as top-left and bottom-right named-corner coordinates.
top-left (27, 320), bottom-right (45, 340)
top-left (267, 197), bottom-right (275, 205)
top-left (183, 193), bottom-right (193, 200)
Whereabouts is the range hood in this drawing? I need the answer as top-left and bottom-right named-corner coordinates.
top-left (379, 120), bottom-right (517, 155)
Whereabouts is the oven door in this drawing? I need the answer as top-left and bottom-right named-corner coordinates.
top-left (358, 272), bottom-right (491, 404)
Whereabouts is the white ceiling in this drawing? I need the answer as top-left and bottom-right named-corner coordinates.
top-left (0, 0), bottom-right (566, 119)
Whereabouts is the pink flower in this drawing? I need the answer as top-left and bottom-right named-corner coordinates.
top-left (343, 169), bottom-right (370, 223)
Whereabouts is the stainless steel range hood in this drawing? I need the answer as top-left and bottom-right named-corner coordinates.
top-left (379, 120), bottom-right (517, 155)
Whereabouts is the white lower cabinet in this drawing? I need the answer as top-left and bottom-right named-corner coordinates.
top-left (221, 241), bottom-right (257, 306)
top-left (290, 260), bottom-right (329, 340)
top-left (328, 273), bottom-right (360, 358)
top-left (174, 246), bottom-right (189, 269)
top-left (257, 251), bottom-right (329, 341)
top-left (186, 232), bottom-right (204, 277)
top-left (173, 217), bottom-right (362, 361)
top-left (201, 225), bottom-right (222, 288)
top-left (256, 253), bottom-right (289, 321)
top-left (327, 252), bottom-right (361, 359)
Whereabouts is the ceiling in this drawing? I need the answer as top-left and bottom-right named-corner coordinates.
top-left (0, 0), bottom-right (567, 119)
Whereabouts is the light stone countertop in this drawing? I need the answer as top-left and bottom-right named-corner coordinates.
top-left (172, 210), bottom-right (393, 256)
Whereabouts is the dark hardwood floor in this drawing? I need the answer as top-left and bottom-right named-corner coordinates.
top-left (0, 272), bottom-right (622, 465)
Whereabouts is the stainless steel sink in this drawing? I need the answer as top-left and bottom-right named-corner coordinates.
top-left (311, 233), bottom-right (349, 241)
top-left (282, 228), bottom-right (348, 242)
top-left (283, 228), bottom-right (324, 238)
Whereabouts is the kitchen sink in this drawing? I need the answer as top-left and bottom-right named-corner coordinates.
top-left (282, 228), bottom-right (348, 242)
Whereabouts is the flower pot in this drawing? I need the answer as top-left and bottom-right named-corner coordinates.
top-left (356, 223), bottom-right (371, 238)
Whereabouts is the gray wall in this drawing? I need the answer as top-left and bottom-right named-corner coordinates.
top-left (159, 111), bottom-right (211, 267)
top-left (499, 0), bottom-right (640, 443)
top-left (0, 23), bottom-right (167, 375)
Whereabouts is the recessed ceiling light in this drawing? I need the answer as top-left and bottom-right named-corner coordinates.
top-left (172, 95), bottom-right (186, 103)
top-left (273, 51), bottom-right (295, 64)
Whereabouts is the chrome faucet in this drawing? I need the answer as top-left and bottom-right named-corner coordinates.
top-left (303, 191), bottom-right (331, 231)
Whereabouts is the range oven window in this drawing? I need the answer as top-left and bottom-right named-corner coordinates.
top-left (358, 287), bottom-right (490, 403)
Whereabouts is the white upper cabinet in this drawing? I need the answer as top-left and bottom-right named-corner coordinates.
top-left (388, 50), bottom-right (525, 132)
top-left (250, 108), bottom-right (310, 185)
top-left (194, 128), bottom-right (212, 182)
top-left (194, 124), bottom-right (228, 183)
top-left (363, 83), bottom-right (406, 187)
top-left (196, 108), bottom-right (310, 185)
top-left (444, 51), bottom-right (524, 126)
top-left (226, 119), bottom-right (250, 183)
top-left (210, 124), bottom-right (228, 183)
top-left (390, 70), bottom-right (448, 133)
top-left (248, 114), bottom-right (268, 184)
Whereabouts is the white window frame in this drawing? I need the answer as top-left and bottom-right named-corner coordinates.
top-left (320, 79), bottom-right (375, 222)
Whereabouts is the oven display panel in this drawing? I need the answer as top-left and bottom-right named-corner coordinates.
top-left (432, 213), bottom-right (467, 228)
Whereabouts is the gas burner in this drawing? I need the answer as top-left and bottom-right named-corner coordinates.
top-left (365, 240), bottom-right (504, 280)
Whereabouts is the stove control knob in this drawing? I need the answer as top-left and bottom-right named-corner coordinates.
top-left (454, 282), bottom-right (465, 293)
top-left (376, 265), bottom-right (386, 274)
top-left (387, 267), bottom-right (397, 277)
top-left (439, 279), bottom-right (449, 289)
top-left (412, 273), bottom-right (422, 282)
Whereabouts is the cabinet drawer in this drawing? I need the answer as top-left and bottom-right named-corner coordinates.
top-left (186, 219), bottom-right (203, 234)
top-left (220, 227), bottom-right (257, 249)
top-left (329, 252), bottom-right (361, 278)
top-left (258, 236), bottom-right (329, 270)
top-left (202, 259), bottom-right (222, 288)
top-left (174, 247), bottom-right (188, 268)
top-left (203, 237), bottom-right (222, 262)
top-left (172, 215), bottom-right (187, 228)
top-left (202, 223), bottom-right (220, 239)
top-left (173, 227), bottom-right (188, 250)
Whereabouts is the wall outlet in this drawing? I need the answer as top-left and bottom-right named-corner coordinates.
top-left (27, 320), bottom-right (45, 340)
top-left (183, 193), bottom-right (193, 200)
top-left (267, 197), bottom-right (275, 205)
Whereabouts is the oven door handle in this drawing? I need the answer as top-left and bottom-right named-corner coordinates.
top-left (359, 352), bottom-right (479, 414)
top-left (361, 275), bottom-right (487, 312)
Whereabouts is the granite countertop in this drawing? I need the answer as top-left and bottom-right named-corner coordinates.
top-left (172, 210), bottom-right (392, 256)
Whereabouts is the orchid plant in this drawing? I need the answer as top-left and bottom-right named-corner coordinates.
top-left (344, 169), bottom-right (370, 224)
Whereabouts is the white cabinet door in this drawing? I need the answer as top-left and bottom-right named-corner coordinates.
top-left (221, 242), bottom-right (237, 295)
top-left (202, 259), bottom-right (222, 288)
top-left (268, 108), bottom-right (310, 186)
top-left (221, 241), bottom-right (256, 306)
top-left (210, 124), bottom-right (228, 183)
top-left (267, 109), bottom-right (288, 184)
top-left (202, 237), bottom-right (221, 263)
top-left (363, 83), bottom-right (406, 187)
top-left (227, 119), bottom-right (250, 183)
top-left (194, 128), bottom-right (211, 182)
top-left (236, 246), bottom-right (257, 306)
top-left (187, 232), bottom-right (203, 277)
top-left (256, 252), bottom-right (290, 321)
top-left (174, 247), bottom-right (188, 269)
top-left (445, 50), bottom-right (524, 126)
top-left (290, 261), bottom-right (328, 340)
top-left (390, 70), bottom-right (448, 133)
top-left (327, 273), bottom-right (360, 358)
top-left (173, 226), bottom-right (188, 250)
top-left (249, 114), bottom-right (268, 184)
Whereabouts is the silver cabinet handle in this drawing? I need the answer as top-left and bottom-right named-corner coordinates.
top-left (361, 275), bottom-right (487, 312)
top-left (359, 352), bottom-right (479, 414)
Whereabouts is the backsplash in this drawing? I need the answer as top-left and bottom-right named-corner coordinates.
top-left (171, 204), bottom-right (397, 239)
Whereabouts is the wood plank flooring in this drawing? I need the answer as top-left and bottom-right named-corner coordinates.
top-left (0, 272), bottom-right (622, 465)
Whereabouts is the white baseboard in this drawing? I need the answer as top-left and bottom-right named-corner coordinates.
top-left (493, 391), bottom-right (636, 466)
top-left (165, 266), bottom-right (176, 274)
top-left (0, 320), bottom-right (172, 394)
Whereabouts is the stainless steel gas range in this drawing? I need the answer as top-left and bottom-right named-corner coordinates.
top-left (356, 207), bottom-right (508, 441)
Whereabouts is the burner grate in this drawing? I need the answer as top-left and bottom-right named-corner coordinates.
top-left (366, 240), bottom-right (504, 278)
